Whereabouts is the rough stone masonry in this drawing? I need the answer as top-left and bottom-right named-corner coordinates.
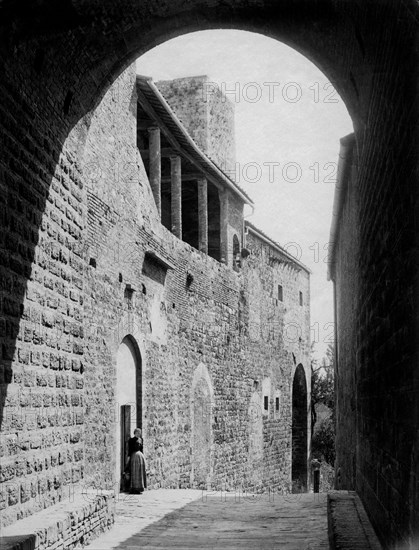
top-left (0, 2), bottom-right (418, 548)
top-left (0, 64), bottom-right (311, 530)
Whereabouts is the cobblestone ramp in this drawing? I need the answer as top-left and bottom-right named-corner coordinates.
top-left (85, 489), bottom-right (329, 550)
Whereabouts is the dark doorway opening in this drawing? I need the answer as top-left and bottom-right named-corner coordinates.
top-left (292, 364), bottom-right (308, 492)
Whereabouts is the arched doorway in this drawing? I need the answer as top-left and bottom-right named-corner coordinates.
top-left (115, 336), bottom-right (142, 490)
top-left (292, 364), bottom-right (308, 492)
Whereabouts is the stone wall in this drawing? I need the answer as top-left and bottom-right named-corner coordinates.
top-left (242, 230), bottom-right (311, 489)
top-left (0, 62), bottom-right (310, 526)
top-left (332, 46), bottom-right (419, 545)
top-left (0, 76), bottom-right (87, 527)
top-left (226, 191), bottom-right (244, 268)
top-left (1, 491), bottom-right (115, 550)
top-left (333, 136), bottom-right (359, 492)
top-left (157, 76), bottom-right (236, 172)
top-left (207, 81), bottom-right (236, 173)
top-left (0, 1), bottom-right (418, 546)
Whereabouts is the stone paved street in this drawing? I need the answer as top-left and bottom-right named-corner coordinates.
top-left (85, 489), bottom-right (329, 549)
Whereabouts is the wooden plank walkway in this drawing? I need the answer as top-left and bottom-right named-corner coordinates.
top-left (85, 489), bottom-right (329, 549)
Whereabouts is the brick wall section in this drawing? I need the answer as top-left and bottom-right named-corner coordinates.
top-left (0, 69), bottom-right (86, 526)
top-left (331, 3), bottom-right (419, 544)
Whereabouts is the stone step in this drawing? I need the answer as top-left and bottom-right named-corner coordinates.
top-left (0, 488), bottom-right (115, 550)
top-left (327, 491), bottom-right (383, 550)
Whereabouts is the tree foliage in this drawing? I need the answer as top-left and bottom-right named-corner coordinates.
top-left (311, 343), bottom-right (335, 466)
top-left (312, 418), bottom-right (336, 466)
top-left (311, 343), bottom-right (335, 410)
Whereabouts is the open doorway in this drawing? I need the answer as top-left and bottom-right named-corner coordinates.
top-left (115, 336), bottom-right (143, 491)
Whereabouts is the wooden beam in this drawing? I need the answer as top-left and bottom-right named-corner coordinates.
top-left (148, 127), bottom-right (161, 218)
top-left (136, 89), bottom-right (225, 194)
top-left (139, 147), bottom-right (178, 159)
top-left (170, 155), bottom-right (182, 239)
top-left (161, 172), bottom-right (205, 183)
top-left (137, 117), bottom-right (154, 130)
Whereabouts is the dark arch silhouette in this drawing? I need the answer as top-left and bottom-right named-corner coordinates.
top-left (292, 364), bottom-right (308, 492)
top-left (0, 0), bottom-right (377, 135)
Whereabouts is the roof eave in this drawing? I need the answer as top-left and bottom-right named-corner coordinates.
top-left (136, 75), bottom-right (254, 207)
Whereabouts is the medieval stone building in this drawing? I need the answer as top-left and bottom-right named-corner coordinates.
top-left (1, 2), bottom-right (418, 547)
top-left (0, 65), bottom-right (311, 534)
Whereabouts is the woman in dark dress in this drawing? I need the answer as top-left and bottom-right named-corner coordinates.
top-left (125, 428), bottom-right (147, 494)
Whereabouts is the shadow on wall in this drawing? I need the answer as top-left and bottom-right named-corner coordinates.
top-left (0, 61), bottom-right (102, 521)
top-left (0, 127), bottom-right (69, 428)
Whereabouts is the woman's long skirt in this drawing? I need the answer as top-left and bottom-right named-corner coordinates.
top-left (130, 450), bottom-right (147, 493)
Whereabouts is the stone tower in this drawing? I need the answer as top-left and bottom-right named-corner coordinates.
top-left (156, 75), bottom-right (236, 174)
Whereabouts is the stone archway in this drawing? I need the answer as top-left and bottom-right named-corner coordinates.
top-left (291, 364), bottom-right (308, 492)
top-left (0, 1), bottom-right (418, 544)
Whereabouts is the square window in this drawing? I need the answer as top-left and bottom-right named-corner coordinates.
top-left (264, 396), bottom-right (269, 411)
top-left (299, 291), bottom-right (303, 306)
top-left (278, 285), bottom-right (283, 302)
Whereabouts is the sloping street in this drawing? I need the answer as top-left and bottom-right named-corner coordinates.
top-left (85, 489), bottom-right (328, 550)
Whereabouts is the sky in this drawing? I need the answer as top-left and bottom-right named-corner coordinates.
top-left (136, 30), bottom-right (353, 361)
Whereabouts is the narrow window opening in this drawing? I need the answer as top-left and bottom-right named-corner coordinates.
top-left (124, 285), bottom-right (134, 310)
top-left (299, 291), bottom-right (303, 306)
top-left (186, 272), bottom-right (194, 288)
top-left (63, 91), bottom-right (73, 116)
top-left (264, 396), bottom-right (269, 411)
top-left (278, 285), bottom-right (283, 302)
top-left (276, 397), bottom-right (280, 411)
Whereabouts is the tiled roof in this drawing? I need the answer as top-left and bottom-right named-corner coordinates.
top-left (245, 220), bottom-right (311, 274)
